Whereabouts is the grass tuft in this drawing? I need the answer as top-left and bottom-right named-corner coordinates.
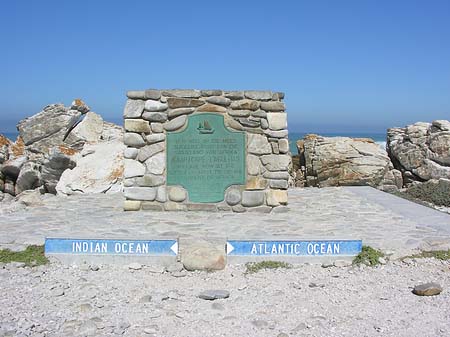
top-left (353, 246), bottom-right (384, 266)
top-left (405, 250), bottom-right (450, 261)
top-left (245, 260), bottom-right (292, 274)
top-left (0, 245), bottom-right (49, 266)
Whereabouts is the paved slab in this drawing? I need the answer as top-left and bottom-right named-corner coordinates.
top-left (1, 187), bottom-right (449, 263)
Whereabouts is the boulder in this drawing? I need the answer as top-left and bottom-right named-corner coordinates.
top-left (56, 140), bottom-right (126, 195)
top-left (16, 101), bottom-right (111, 155)
top-left (66, 111), bottom-right (103, 144)
top-left (181, 238), bottom-right (226, 271)
top-left (1, 156), bottom-right (27, 180)
top-left (15, 161), bottom-right (41, 194)
top-left (41, 146), bottom-right (78, 194)
top-left (297, 135), bottom-right (399, 188)
top-left (17, 104), bottom-right (77, 154)
top-left (387, 120), bottom-right (450, 184)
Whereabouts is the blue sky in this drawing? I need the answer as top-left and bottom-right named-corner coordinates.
top-left (1, 0), bottom-right (449, 133)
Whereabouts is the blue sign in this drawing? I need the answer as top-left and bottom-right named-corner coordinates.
top-left (226, 240), bottom-right (362, 256)
top-left (45, 238), bottom-right (178, 256)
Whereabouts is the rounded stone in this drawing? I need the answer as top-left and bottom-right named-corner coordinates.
top-left (246, 177), bottom-right (268, 190)
top-left (145, 89), bottom-right (162, 100)
top-left (278, 138), bottom-right (289, 153)
top-left (230, 99), bottom-right (259, 111)
top-left (126, 91), bottom-right (146, 99)
top-left (123, 99), bottom-right (145, 118)
top-left (181, 239), bottom-right (226, 271)
top-left (124, 119), bottom-right (150, 133)
top-left (169, 186), bottom-right (187, 202)
top-left (244, 91), bottom-right (272, 101)
top-left (196, 103), bottom-right (227, 113)
top-left (225, 189), bottom-right (241, 206)
top-left (198, 290), bottom-right (230, 300)
top-left (267, 113), bottom-right (287, 131)
top-left (144, 100), bottom-right (168, 112)
top-left (123, 200), bottom-right (141, 211)
top-left (145, 134), bottom-right (165, 144)
top-left (124, 147), bottom-right (138, 159)
top-left (163, 115), bottom-right (187, 131)
top-left (124, 159), bottom-right (145, 178)
top-left (167, 98), bottom-right (205, 109)
top-left (247, 154), bottom-right (264, 176)
top-left (241, 191), bottom-right (265, 207)
top-left (151, 123), bottom-right (164, 133)
top-left (145, 152), bottom-right (165, 175)
top-left (123, 187), bottom-right (157, 201)
top-left (260, 101), bottom-right (285, 112)
top-left (201, 90), bottom-right (223, 97)
top-left (266, 190), bottom-right (288, 206)
top-left (123, 133), bottom-right (146, 148)
top-left (412, 282), bottom-right (443, 296)
top-left (205, 96), bottom-right (231, 106)
top-left (162, 89), bottom-right (201, 98)
top-left (137, 143), bottom-right (165, 162)
top-left (136, 174), bottom-right (165, 187)
top-left (247, 133), bottom-right (272, 155)
top-left (168, 108), bottom-right (195, 118)
top-left (156, 185), bottom-right (167, 202)
top-left (228, 110), bottom-right (251, 117)
top-left (142, 111), bottom-right (168, 122)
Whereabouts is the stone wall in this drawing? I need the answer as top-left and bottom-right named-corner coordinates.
top-left (122, 89), bottom-right (290, 212)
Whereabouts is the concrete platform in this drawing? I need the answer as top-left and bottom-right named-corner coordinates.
top-left (1, 187), bottom-right (450, 265)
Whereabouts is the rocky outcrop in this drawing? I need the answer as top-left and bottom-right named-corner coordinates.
top-left (0, 99), bottom-right (124, 197)
top-left (17, 100), bottom-right (105, 155)
top-left (387, 120), bottom-right (450, 185)
top-left (296, 135), bottom-right (402, 191)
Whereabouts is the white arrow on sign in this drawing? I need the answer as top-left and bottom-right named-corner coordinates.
top-left (171, 242), bottom-right (178, 255)
top-left (226, 242), bottom-right (234, 255)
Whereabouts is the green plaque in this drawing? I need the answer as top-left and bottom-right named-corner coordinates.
top-left (166, 113), bottom-right (246, 203)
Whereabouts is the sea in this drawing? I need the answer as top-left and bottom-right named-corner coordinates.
top-left (1, 131), bottom-right (387, 154)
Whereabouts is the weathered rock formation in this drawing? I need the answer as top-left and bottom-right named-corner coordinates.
top-left (295, 135), bottom-right (402, 191)
top-left (387, 120), bottom-right (450, 185)
top-left (0, 100), bottom-right (124, 198)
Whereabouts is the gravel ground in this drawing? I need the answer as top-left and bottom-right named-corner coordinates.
top-left (1, 259), bottom-right (449, 337)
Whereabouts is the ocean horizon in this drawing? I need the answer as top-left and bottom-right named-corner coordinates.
top-left (1, 130), bottom-right (387, 154)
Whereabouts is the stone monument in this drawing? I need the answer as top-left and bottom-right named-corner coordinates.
top-left (122, 89), bottom-right (290, 212)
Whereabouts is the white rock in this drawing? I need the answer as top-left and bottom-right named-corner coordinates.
top-left (123, 159), bottom-right (145, 178)
top-left (247, 134), bottom-right (272, 155)
top-left (56, 140), bottom-right (126, 195)
top-left (123, 99), bottom-right (145, 118)
top-left (70, 112), bottom-right (103, 143)
top-left (144, 100), bottom-right (168, 112)
top-left (123, 187), bottom-right (157, 201)
top-left (145, 152), bottom-right (165, 175)
top-left (124, 147), bottom-right (138, 159)
top-left (127, 262), bottom-right (142, 270)
top-left (267, 113), bottom-right (287, 131)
